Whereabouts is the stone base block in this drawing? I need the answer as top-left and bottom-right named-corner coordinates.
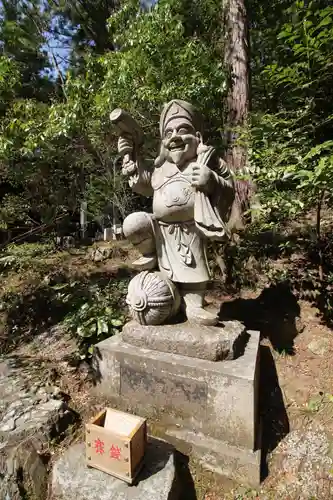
top-left (92, 329), bottom-right (260, 486)
top-left (122, 319), bottom-right (247, 361)
top-left (52, 438), bottom-right (179, 500)
top-left (166, 428), bottom-right (261, 487)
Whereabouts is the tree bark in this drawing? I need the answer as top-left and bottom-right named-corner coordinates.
top-left (223, 0), bottom-right (252, 230)
top-left (224, 0), bottom-right (250, 173)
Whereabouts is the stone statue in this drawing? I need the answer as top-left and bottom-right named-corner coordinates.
top-left (111, 100), bottom-right (235, 326)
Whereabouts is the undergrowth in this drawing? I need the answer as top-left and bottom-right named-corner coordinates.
top-left (211, 212), bottom-right (333, 327)
top-left (0, 242), bottom-right (131, 356)
top-left (1, 216), bottom-right (333, 361)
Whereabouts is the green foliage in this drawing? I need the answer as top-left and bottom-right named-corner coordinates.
top-left (34, 0), bottom-right (226, 165)
top-left (53, 0), bottom-right (118, 60)
top-left (303, 392), bottom-right (333, 415)
top-left (0, 241), bottom-right (56, 272)
top-left (2, 0), bottom-right (333, 334)
top-left (239, 1), bottom-right (333, 325)
top-left (0, 245), bottom-right (130, 355)
top-left (0, 0), bottom-right (227, 235)
top-left (0, 56), bottom-right (20, 114)
top-left (53, 277), bottom-right (128, 356)
top-left (101, 0), bottom-right (225, 145)
top-left (249, 1), bottom-right (333, 220)
top-left (0, 0), bottom-right (54, 101)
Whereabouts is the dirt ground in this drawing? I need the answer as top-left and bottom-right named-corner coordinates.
top-left (5, 286), bottom-right (333, 499)
top-left (1, 237), bottom-right (333, 499)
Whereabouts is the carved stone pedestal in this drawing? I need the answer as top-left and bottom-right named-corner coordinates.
top-left (92, 322), bottom-right (261, 486)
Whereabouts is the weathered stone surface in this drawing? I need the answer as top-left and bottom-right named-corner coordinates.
top-left (1, 398), bottom-right (66, 441)
top-left (0, 358), bottom-right (77, 500)
top-left (122, 320), bottom-right (247, 361)
top-left (126, 272), bottom-right (181, 327)
top-left (166, 428), bottom-right (261, 487)
top-left (1, 441), bottom-right (49, 500)
top-left (52, 439), bottom-right (179, 500)
top-left (268, 424), bottom-right (333, 499)
top-left (89, 246), bottom-right (114, 262)
top-left (94, 331), bottom-right (260, 449)
top-left (92, 330), bottom-right (260, 486)
top-left (308, 337), bottom-right (330, 356)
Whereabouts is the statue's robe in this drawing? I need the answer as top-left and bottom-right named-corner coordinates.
top-left (131, 154), bottom-right (235, 284)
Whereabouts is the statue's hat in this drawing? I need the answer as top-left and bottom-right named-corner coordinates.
top-left (159, 99), bottom-right (202, 136)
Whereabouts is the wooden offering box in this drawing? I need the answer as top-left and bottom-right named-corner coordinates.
top-left (86, 408), bottom-right (147, 484)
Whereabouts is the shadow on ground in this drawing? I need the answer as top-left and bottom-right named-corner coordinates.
top-left (175, 451), bottom-right (197, 500)
top-left (219, 284), bottom-right (292, 478)
top-left (134, 438), bottom-right (197, 499)
top-left (259, 345), bottom-right (289, 480)
top-left (219, 282), bottom-right (301, 354)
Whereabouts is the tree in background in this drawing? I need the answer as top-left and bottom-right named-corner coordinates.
top-left (247, 0), bottom-right (333, 287)
top-left (248, 0), bottom-right (333, 220)
top-left (0, 0), bottom-right (54, 102)
top-left (1, 0), bottom-right (332, 247)
top-left (224, 0), bottom-right (250, 172)
top-left (0, 0), bottom-right (57, 234)
top-left (0, 0), bottom-right (121, 236)
top-left (222, 0), bottom-right (252, 228)
top-left (0, 0), bottom-right (229, 238)
top-left (51, 0), bottom-right (119, 74)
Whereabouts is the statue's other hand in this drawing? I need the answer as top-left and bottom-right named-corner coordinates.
top-left (191, 164), bottom-right (212, 190)
top-left (118, 134), bottom-right (134, 156)
top-left (122, 156), bottom-right (138, 177)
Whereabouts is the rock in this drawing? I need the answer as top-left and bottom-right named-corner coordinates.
top-left (122, 319), bottom-right (247, 361)
top-left (51, 386), bottom-right (65, 399)
top-left (52, 438), bottom-right (180, 500)
top-left (5, 401), bottom-right (24, 414)
top-left (5, 399), bottom-right (66, 438)
top-left (89, 246), bottom-right (113, 262)
top-left (0, 359), bottom-right (78, 499)
top-left (308, 337), bottom-right (330, 356)
top-left (269, 424), bottom-right (333, 499)
top-left (56, 236), bottom-right (76, 249)
top-left (0, 418), bottom-right (16, 432)
top-left (0, 441), bottom-right (48, 500)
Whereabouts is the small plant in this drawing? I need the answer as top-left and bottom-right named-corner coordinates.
top-left (0, 266), bottom-right (130, 356)
top-left (302, 393), bottom-right (333, 416)
top-left (53, 277), bottom-right (129, 357)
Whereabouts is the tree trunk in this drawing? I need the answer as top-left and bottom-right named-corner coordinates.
top-left (224, 0), bottom-right (250, 172)
top-left (223, 0), bottom-right (252, 229)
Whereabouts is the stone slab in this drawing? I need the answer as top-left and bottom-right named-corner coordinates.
top-left (122, 320), bottom-right (247, 361)
top-left (52, 439), bottom-right (179, 500)
top-left (166, 428), bottom-right (261, 487)
top-left (92, 330), bottom-right (260, 485)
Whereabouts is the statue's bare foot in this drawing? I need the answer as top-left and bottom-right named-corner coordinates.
top-left (182, 289), bottom-right (218, 326)
top-left (131, 255), bottom-right (157, 271)
top-left (186, 306), bottom-right (218, 326)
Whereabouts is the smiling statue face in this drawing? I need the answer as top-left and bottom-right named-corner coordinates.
top-left (162, 117), bottom-right (199, 167)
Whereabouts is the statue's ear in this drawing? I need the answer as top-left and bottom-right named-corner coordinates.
top-left (154, 143), bottom-right (166, 167)
top-left (196, 131), bottom-right (203, 144)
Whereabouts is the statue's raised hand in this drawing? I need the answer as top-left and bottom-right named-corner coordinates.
top-left (122, 155), bottom-right (138, 177)
top-left (191, 164), bottom-right (212, 191)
